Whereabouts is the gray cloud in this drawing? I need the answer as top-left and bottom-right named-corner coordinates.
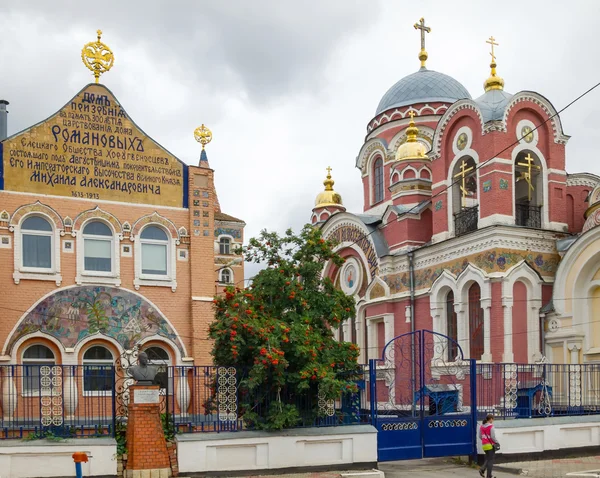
top-left (1, 1), bottom-right (599, 282)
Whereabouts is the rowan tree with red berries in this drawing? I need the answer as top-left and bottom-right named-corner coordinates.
top-left (209, 225), bottom-right (361, 430)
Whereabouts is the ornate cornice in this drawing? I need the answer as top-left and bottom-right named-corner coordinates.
top-left (368, 104), bottom-right (448, 133)
top-left (379, 227), bottom-right (561, 275)
top-left (566, 173), bottom-right (600, 189)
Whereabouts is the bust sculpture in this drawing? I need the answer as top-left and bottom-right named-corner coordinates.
top-left (127, 352), bottom-right (158, 385)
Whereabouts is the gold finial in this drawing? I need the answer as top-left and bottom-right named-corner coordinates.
top-left (315, 167), bottom-right (343, 208)
top-left (395, 110), bottom-right (428, 161)
top-left (453, 159), bottom-right (475, 208)
top-left (413, 18), bottom-right (431, 68)
top-left (484, 35), bottom-right (505, 92)
top-left (194, 124), bottom-right (213, 150)
top-left (81, 29), bottom-right (115, 84)
top-left (516, 153), bottom-right (541, 201)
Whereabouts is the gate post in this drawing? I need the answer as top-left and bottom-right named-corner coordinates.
top-left (470, 358), bottom-right (478, 462)
top-left (369, 359), bottom-right (377, 426)
top-left (369, 359), bottom-right (377, 427)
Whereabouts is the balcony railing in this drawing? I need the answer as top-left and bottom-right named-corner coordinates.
top-left (454, 206), bottom-right (478, 236)
top-left (516, 203), bottom-right (542, 228)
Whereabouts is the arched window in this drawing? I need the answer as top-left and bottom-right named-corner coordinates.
top-left (373, 157), bottom-right (384, 204)
top-left (83, 345), bottom-right (113, 393)
top-left (83, 221), bottom-right (113, 273)
top-left (140, 226), bottom-right (169, 276)
top-left (22, 344), bottom-right (55, 394)
top-left (452, 157), bottom-right (478, 236)
top-left (143, 346), bottom-right (172, 394)
top-left (220, 268), bottom-right (233, 284)
top-left (21, 216), bottom-right (53, 270)
top-left (468, 283), bottom-right (484, 360)
top-left (219, 237), bottom-right (231, 255)
top-left (446, 291), bottom-right (458, 361)
top-left (514, 151), bottom-right (543, 228)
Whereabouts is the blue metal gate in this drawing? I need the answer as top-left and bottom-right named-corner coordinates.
top-left (369, 330), bottom-right (476, 461)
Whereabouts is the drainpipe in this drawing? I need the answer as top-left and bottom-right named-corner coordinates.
top-left (408, 251), bottom-right (416, 415)
top-left (0, 100), bottom-right (8, 141)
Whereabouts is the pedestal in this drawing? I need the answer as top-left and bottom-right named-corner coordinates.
top-left (125, 385), bottom-right (171, 478)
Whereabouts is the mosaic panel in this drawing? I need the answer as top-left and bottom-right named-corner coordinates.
top-left (8, 286), bottom-right (184, 353)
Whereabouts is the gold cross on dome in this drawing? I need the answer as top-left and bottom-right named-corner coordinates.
top-left (486, 36), bottom-right (499, 63)
top-left (414, 18), bottom-right (431, 50)
top-left (517, 153), bottom-right (541, 201)
top-left (453, 159), bottom-right (474, 208)
top-left (408, 110), bottom-right (416, 119)
top-left (326, 166), bottom-right (332, 175)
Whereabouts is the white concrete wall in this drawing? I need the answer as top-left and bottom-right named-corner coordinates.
top-left (177, 425), bottom-right (377, 473)
top-left (0, 438), bottom-right (117, 478)
top-left (479, 416), bottom-right (600, 455)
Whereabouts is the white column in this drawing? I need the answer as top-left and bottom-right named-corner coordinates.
top-left (2, 367), bottom-right (16, 421)
top-left (503, 298), bottom-right (514, 363)
top-left (383, 314), bottom-right (394, 346)
top-left (528, 302), bottom-right (542, 363)
top-left (366, 320), bottom-right (375, 362)
top-left (176, 367), bottom-right (191, 417)
top-left (355, 315), bottom-right (365, 364)
top-left (481, 298), bottom-right (492, 362)
top-left (63, 369), bottom-right (78, 420)
top-left (568, 344), bottom-right (582, 407)
top-left (342, 321), bottom-right (350, 342)
top-left (455, 304), bottom-right (468, 359)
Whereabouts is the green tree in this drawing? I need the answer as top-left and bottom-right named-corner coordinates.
top-left (209, 225), bottom-right (361, 430)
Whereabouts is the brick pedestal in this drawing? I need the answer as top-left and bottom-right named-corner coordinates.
top-left (125, 385), bottom-right (171, 478)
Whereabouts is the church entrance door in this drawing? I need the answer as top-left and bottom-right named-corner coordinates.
top-left (369, 330), bottom-right (477, 461)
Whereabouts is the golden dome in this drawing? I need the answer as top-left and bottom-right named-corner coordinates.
top-left (484, 36), bottom-right (504, 92)
top-left (395, 112), bottom-right (428, 161)
top-left (315, 167), bottom-right (344, 207)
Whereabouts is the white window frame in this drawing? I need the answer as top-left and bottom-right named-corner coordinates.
top-left (82, 345), bottom-right (114, 396)
top-left (20, 216), bottom-right (54, 273)
top-left (219, 237), bottom-right (231, 255)
top-left (76, 219), bottom-right (121, 286)
top-left (13, 213), bottom-right (62, 286)
top-left (219, 268), bottom-right (233, 285)
top-left (21, 344), bottom-right (56, 397)
top-left (134, 224), bottom-right (177, 291)
top-left (140, 226), bottom-right (170, 279)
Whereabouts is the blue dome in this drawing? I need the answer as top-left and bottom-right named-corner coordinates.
top-left (376, 68), bottom-right (472, 115)
top-left (475, 89), bottom-right (513, 123)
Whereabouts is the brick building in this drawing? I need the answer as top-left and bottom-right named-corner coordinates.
top-left (0, 49), bottom-right (244, 383)
top-left (311, 21), bottom-right (599, 366)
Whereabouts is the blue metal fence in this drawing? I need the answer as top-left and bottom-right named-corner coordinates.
top-left (0, 364), bottom-right (114, 439)
top-left (476, 363), bottom-right (600, 420)
top-left (166, 365), bottom-right (370, 433)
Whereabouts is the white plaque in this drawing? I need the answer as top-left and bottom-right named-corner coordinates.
top-left (134, 389), bottom-right (159, 404)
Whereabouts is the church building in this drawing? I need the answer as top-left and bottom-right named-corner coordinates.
top-left (311, 19), bottom-right (599, 365)
top-left (0, 31), bottom-right (244, 377)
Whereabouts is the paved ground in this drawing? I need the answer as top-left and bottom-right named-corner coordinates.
top-left (200, 455), bottom-right (600, 478)
top-left (379, 457), bottom-right (515, 478)
top-left (497, 456), bottom-right (600, 478)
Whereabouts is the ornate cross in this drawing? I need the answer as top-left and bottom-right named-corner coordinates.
top-left (453, 159), bottom-right (474, 208)
top-left (517, 153), bottom-right (541, 201)
top-left (408, 110), bottom-right (415, 120)
top-left (486, 36), bottom-right (499, 63)
top-left (326, 166), bottom-right (332, 175)
top-left (414, 18), bottom-right (431, 50)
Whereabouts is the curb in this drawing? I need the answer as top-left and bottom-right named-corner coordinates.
top-left (495, 465), bottom-right (527, 476)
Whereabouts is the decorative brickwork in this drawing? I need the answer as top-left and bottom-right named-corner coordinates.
top-left (125, 386), bottom-right (171, 476)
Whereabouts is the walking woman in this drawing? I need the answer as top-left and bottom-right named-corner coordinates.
top-left (479, 414), bottom-right (500, 478)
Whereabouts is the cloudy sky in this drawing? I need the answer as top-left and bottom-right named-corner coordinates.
top-left (1, 1), bottom-right (599, 279)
